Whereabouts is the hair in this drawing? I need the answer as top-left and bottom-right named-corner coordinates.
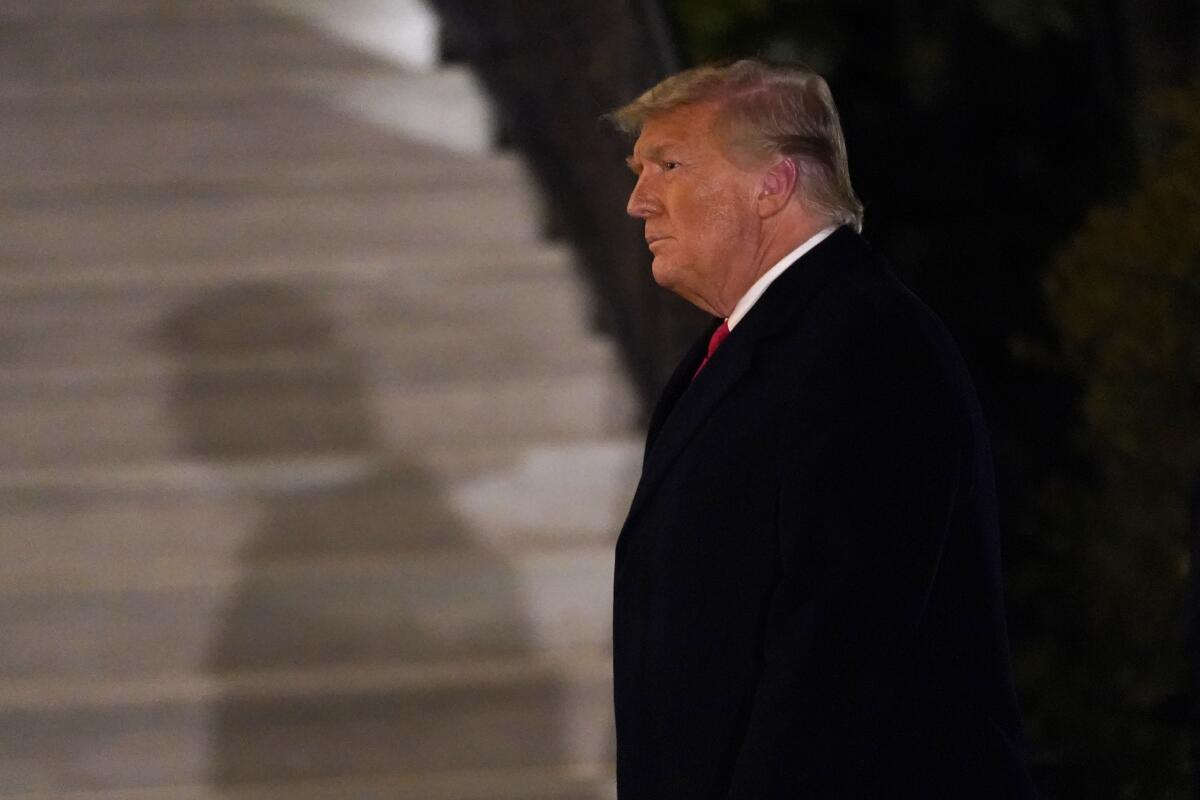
top-left (611, 59), bottom-right (863, 232)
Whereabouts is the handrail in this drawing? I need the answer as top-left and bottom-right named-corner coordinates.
top-left (429, 0), bottom-right (706, 417)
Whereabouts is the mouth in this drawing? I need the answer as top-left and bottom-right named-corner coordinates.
top-left (645, 235), bottom-right (671, 248)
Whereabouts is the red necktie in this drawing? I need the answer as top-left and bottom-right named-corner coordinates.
top-left (692, 320), bottom-right (731, 381)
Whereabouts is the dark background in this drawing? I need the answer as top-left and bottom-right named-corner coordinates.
top-left (431, 0), bottom-right (1199, 795)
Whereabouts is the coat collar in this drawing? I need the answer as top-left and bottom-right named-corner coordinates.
top-left (618, 226), bottom-right (859, 544)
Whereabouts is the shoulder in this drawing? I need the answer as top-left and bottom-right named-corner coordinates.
top-left (799, 237), bottom-right (962, 376)
top-left (769, 233), bottom-right (981, 434)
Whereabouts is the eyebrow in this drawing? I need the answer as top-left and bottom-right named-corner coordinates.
top-left (625, 144), bottom-right (675, 174)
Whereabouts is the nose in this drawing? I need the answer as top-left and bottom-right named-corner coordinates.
top-left (626, 173), bottom-right (655, 219)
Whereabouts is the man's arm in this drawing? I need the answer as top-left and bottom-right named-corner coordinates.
top-left (725, 310), bottom-right (967, 798)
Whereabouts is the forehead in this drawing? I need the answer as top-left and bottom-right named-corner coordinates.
top-left (632, 102), bottom-right (723, 155)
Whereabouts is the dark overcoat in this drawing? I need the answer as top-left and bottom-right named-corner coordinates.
top-left (613, 226), bottom-right (1037, 798)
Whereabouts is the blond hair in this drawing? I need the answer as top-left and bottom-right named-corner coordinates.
top-left (612, 59), bottom-right (863, 232)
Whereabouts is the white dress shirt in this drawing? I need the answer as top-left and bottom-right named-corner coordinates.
top-left (726, 226), bottom-right (837, 331)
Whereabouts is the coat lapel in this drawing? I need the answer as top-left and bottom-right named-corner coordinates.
top-left (622, 323), bottom-right (754, 527)
top-left (617, 226), bottom-right (858, 547)
top-left (642, 319), bottom-right (719, 459)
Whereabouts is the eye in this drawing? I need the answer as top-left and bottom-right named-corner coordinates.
top-left (663, 160), bottom-right (681, 171)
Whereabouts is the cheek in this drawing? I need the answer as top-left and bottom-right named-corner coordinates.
top-left (690, 181), bottom-right (752, 248)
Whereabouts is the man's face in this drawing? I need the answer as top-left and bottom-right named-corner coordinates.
top-left (625, 102), bottom-right (762, 316)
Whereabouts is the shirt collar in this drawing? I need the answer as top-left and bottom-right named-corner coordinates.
top-left (726, 226), bottom-right (837, 331)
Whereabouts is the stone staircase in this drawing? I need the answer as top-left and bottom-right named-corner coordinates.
top-left (0, 2), bottom-right (641, 797)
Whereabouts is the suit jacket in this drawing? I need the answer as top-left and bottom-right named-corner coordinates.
top-left (612, 227), bottom-right (1037, 799)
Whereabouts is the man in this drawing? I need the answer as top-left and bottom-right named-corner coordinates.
top-left (610, 60), bottom-right (1036, 798)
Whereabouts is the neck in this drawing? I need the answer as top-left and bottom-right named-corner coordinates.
top-left (713, 212), bottom-right (830, 317)
top-left (754, 212), bottom-right (830, 278)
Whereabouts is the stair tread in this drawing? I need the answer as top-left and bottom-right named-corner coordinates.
top-left (0, 436), bottom-right (643, 491)
top-left (0, 271), bottom-right (590, 330)
top-left (0, 437), bottom-right (640, 586)
top-left (0, 13), bottom-right (398, 87)
top-left (0, 79), bottom-right (510, 193)
top-left (0, 336), bottom-right (617, 397)
top-left (0, 535), bottom-right (616, 587)
top-left (0, 0), bottom-right (266, 23)
top-left (0, 655), bottom-right (614, 794)
top-left (0, 154), bottom-right (529, 201)
top-left (0, 186), bottom-right (546, 266)
top-left (0, 763), bottom-right (615, 800)
top-left (0, 244), bottom-right (576, 291)
top-left (0, 648), bottom-right (612, 711)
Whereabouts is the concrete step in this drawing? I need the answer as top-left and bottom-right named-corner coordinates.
top-left (2, 62), bottom-right (494, 158)
top-left (0, 766), bottom-right (615, 800)
top-left (0, 0), bottom-right (259, 23)
top-left (0, 273), bottom-right (598, 357)
top-left (0, 184), bottom-right (545, 265)
top-left (1, 152), bottom-right (529, 203)
top-left (0, 651), bottom-right (613, 794)
top-left (0, 11), bottom-right (386, 86)
top-left (0, 242), bottom-right (575, 291)
top-left (0, 315), bottom-right (608, 374)
top-left (2, 544), bottom-right (613, 679)
top-left (0, 0), bottom-right (441, 77)
top-left (258, 0), bottom-right (440, 72)
top-left (0, 439), bottom-right (641, 586)
top-left (0, 369), bottom-right (637, 468)
top-left (0, 73), bottom-right (508, 193)
top-left (0, 335), bottom-right (617, 398)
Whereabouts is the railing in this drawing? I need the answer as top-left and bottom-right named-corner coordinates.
top-left (428, 0), bottom-right (706, 416)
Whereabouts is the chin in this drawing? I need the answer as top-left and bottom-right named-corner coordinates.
top-left (651, 261), bottom-right (712, 313)
top-left (650, 257), bottom-right (679, 289)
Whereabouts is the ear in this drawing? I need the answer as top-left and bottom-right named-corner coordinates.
top-left (755, 157), bottom-right (798, 219)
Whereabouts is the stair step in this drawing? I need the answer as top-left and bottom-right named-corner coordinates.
top-left (0, 0), bottom-right (441, 78)
top-left (0, 12), bottom-right (386, 87)
top-left (2, 545), bottom-right (614, 679)
top-left (0, 1), bottom-right (259, 23)
top-left (259, 0), bottom-right (440, 72)
top-left (0, 764), bottom-right (615, 800)
top-left (0, 652), bottom-right (614, 794)
top-left (0, 273), bottom-right (596, 354)
top-left (2, 152), bottom-right (529, 202)
top-left (0, 72), bottom-right (510, 194)
top-left (0, 243), bottom-right (574, 291)
top-left (0, 319), bottom-right (608, 374)
top-left (0, 184), bottom-right (544, 265)
top-left (0, 369), bottom-right (637, 468)
top-left (2, 63), bottom-right (496, 156)
top-left (0, 439), bottom-right (641, 583)
top-left (0, 335), bottom-right (617, 398)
